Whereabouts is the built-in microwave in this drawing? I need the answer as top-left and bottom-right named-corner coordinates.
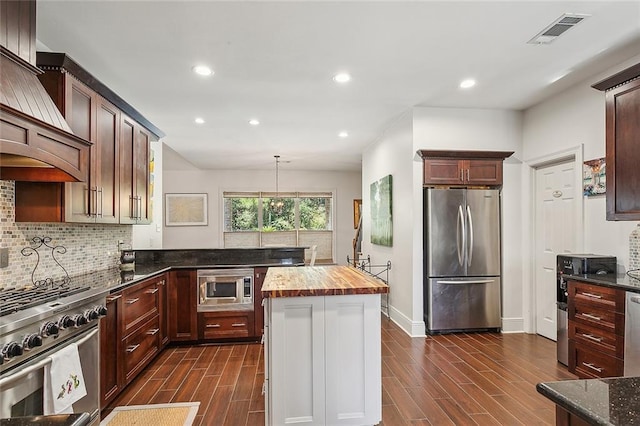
top-left (197, 268), bottom-right (254, 311)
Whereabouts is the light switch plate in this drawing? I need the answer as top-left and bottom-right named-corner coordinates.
top-left (0, 247), bottom-right (8, 268)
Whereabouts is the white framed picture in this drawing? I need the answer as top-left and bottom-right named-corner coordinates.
top-left (165, 193), bottom-right (208, 226)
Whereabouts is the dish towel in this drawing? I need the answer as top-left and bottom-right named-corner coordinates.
top-left (44, 342), bottom-right (87, 415)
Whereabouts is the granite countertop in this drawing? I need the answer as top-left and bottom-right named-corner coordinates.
top-left (261, 265), bottom-right (389, 298)
top-left (565, 272), bottom-right (640, 293)
top-left (537, 377), bottom-right (640, 425)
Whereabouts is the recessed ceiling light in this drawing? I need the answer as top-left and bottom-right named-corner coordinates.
top-left (459, 79), bottom-right (476, 89)
top-left (338, 131), bottom-right (349, 138)
top-left (192, 65), bottom-right (213, 76)
top-left (194, 117), bottom-right (205, 124)
top-left (333, 73), bottom-right (351, 83)
top-left (249, 119), bottom-right (260, 126)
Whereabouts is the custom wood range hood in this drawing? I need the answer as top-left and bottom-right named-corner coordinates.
top-left (0, 0), bottom-right (91, 182)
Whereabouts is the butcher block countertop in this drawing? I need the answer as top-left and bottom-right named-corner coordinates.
top-left (262, 265), bottom-right (389, 298)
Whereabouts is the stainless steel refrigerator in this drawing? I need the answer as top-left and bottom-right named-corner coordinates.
top-left (424, 188), bottom-right (501, 334)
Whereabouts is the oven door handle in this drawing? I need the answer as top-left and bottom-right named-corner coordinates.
top-left (0, 328), bottom-right (98, 387)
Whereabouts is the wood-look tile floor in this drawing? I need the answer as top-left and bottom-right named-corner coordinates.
top-left (105, 320), bottom-right (576, 425)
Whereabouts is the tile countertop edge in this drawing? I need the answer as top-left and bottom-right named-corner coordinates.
top-left (535, 382), bottom-right (609, 426)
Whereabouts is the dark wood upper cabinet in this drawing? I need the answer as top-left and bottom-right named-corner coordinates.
top-left (14, 53), bottom-right (162, 224)
top-left (0, 0), bottom-right (36, 65)
top-left (418, 150), bottom-right (513, 187)
top-left (592, 63), bottom-right (640, 221)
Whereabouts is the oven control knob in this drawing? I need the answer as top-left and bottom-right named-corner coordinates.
top-left (84, 309), bottom-right (99, 321)
top-left (41, 321), bottom-right (59, 337)
top-left (2, 342), bottom-right (23, 358)
top-left (95, 305), bottom-right (108, 317)
top-left (23, 334), bottom-right (43, 350)
top-left (73, 314), bottom-right (88, 326)
top-left (58, 315), bottom-right (76, 329)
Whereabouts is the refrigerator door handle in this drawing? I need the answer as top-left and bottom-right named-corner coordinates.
top-left (466, 205), bottom-right (473, 267)
top-left (435, 279), bottom-right (496, 285)
top-left (457, 205), bottom-right (465, 267)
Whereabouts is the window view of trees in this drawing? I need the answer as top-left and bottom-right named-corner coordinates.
top-left (224, 197), bottom-right (258, 231)
top-left (300, 197), bottom-right (331, 230)
top-left (223, 193), bottom-right (332, 232)
top-left (263, 198), bottom-right (295, 231)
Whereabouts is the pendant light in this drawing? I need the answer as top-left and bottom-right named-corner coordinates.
top-left (270, 155), bottom-right (284, 214)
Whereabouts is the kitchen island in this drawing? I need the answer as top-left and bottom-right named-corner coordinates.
top-left (262, 265), bottom-right (388, 426)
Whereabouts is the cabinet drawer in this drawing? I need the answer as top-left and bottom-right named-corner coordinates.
top-left (122, 279), bottom-right (160, 337)
top-left (570, 340), bottom-right (622, 379)
top-left (199, 312), bottom-right (253, 339)
top-left (123, 315), bottom-right (160, 383)
top-left (569, 320), bottom-right (623, 358)
top-left (568, 281), bottom-right (624, 312)
top-left (570, 302), bottom-right (624, 335)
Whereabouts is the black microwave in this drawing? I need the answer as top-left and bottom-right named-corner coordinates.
top-left (197, 268), bottom-right (254, 311)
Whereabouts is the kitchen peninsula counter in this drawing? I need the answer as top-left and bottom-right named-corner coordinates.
top-left (262, 265), bottom-right (387, 425)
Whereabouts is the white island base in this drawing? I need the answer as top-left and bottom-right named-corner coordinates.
top-left (264, 293), bottom-right (382, 426)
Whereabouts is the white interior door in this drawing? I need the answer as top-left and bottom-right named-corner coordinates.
top-left (534, 160), bottom-right (577, 340)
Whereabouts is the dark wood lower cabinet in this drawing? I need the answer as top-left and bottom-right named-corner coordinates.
top-left (168, 269), bottom-right (198, 341)
top-left (99, 273), bottom-right (165, 409)
top-left (198, 311), bottom-right (253, 339)
top-left (100, 292), bottom-right (123, 408)
top-left (556, 406), bottom-right (591, 426)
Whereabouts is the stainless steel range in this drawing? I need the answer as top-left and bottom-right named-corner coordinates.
top-left (0, 281), bottom-right (108, 424)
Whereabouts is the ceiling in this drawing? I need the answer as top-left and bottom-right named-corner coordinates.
top-left (35, 1), bottom-right (640, 172)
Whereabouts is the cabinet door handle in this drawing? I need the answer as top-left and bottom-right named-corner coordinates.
top-left (97, 187), bottom-right (103, 218)
top-left (582, 362), bottom-right (603, 373)
top-left (582, 313), bottom-right (602, 321)
top-left (146, 328), bottom-right (160, 335)
top-left (106, 294), bottom-right (122, 302)
top-left (459, 169), bottom-right (464, 181)
top-left (261, 334), bottom-right (265, 345)
top-left (581, 292), bottom-right (603, 299)
top-left (206, 324), bottom-right (221, 328)
top-left (146, 288), bottom-right (159, 294)
top-left (262, 381), bottom-right (266, 396)
top-left (129, 195), bottom-right (135, 220)
top-left (126, 344), bottom-right (140, 353)
top-left (232, 323), bottom-right (246, 327)
top-left (466, 169), bottom-right (470, 181)
top-left (157, 280), bottom-right (165, 286)
top-left (262, 299), bottom-right (266, 307)
top-left (90, 187), bottom-right (98, 217)
top-left (125, 298), bottom-right (140, 305)
top-left (581, 333), bottom-right (603, 343)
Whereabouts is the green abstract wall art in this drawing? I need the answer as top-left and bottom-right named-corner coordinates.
top-left (370, 174), bottom-right (393, 246)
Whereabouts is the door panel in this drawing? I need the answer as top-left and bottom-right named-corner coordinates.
top-left (465, 189), bottom-right (501, 276)
top-left (425, 188), bottom-right (465, 277)
top-left (535, 160), bottom-right (576, 340)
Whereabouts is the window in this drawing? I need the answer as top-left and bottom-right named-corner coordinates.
top-left (223, 191), bottom-right (333, 262)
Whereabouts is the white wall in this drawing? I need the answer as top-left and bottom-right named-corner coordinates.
top-left (412, 107), bottom-right (525, 333)
top-left (521, 54), bottom-right (640, 331)
top-left (162, 166), bottom-right (361, 264)
top-left (362, 108), bottom-right (524, 336)
top-left (362, 112), bottom-right (417, 334)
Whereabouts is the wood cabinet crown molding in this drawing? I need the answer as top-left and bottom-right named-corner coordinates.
top-left (417, 149), bottom-right (514, 160)
top-left (37, 52), bottom-right (164, 139)
top-left (592, 62), bottom-right (640, 92)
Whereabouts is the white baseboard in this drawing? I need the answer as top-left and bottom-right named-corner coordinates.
top-left (385, 305), bottom-right (426, 337)
top-left (501, 317), bottom-right (524, 333)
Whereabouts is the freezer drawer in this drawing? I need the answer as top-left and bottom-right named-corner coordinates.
top-left (426, 277), bottom-right (501, 333)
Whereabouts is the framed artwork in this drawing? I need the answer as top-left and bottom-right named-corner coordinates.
top-left (353, 199), bottom-right (362, 229)
top-left (583, 158), bottom-right (606, 196)
top-left (370, 175), bottom-right (392, 246)
top-left (165, 193), bottom-right (208, 226)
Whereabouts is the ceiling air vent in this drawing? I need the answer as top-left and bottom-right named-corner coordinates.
top-left (527, 14), bottom-right (590, 45)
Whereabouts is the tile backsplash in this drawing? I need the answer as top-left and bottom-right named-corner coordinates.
top-left (630, 224), bottom-right (640, 271)
top-left (0, 180), bottom-right (131, 288)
